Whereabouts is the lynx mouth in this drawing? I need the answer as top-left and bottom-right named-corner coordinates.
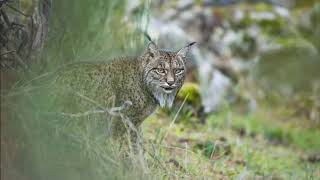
top-left (161, 86), bottom-right (175, 93)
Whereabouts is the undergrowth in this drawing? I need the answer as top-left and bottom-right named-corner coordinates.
top-left (1, 1), bottom-right (319, 180)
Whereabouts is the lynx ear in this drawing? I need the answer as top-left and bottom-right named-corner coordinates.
top-left (144, 32), bottom-right (159, 57)
top-left (177, 42), bottom-right (196, 58)
top-left (147, 41), bottom-right (159, 57)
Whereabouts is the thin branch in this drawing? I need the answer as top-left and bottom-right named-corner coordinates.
top-left (58, 110), bottom-right (107, 118)
top-left (73, 92), bottom-right (105, 109)
top-left (11, 22), bottom-right (25, 28)
top-left (0, 9), bottom-right (11, 27)
top-left (0, 50), bottom-right (15, 56)
top-left (6, 3), bottom-right (30, 17)
top-left (1, 46), bottom-right (29, 69)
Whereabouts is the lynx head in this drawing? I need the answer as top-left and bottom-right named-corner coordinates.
top-left (142, 41), bottom-right (196, 108)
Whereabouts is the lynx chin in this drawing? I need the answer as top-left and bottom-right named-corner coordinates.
top-left (55, 39), bottom-right (195, 136)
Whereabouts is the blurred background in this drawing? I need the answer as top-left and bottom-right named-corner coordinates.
top-left (1, 0), bottom-right (320, 179)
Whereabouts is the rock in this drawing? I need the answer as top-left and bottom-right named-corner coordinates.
top-left (161, 8), bottom-right (179, 20)
top-left (192, 48), bottom-right (232, 113)
top-left (210, 28), bottom-right (259, 60)
top-left (176, 0), bottom-right (194, 10)
top-left (176, 7), bottom-right (216, 43)
top-left (274, 6), bottom-right (290, 17)
top-left (147, 17), bottom-right (195, 50)
top-left (204, 69), bottom-right (232, 113)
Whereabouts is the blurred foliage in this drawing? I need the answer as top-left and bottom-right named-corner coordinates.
top-left (208, 109), bottom-right (320, 151)
top-left (2, 0), bottom-right (151, 180)
top-left (39, 0), bottom-right (147, 71)
top-left (293, 0), bottom-right (320, 9)
top-left (257, 47), bottom-right (319, 93)
top-left (297, 3), bottom-right (320, 51)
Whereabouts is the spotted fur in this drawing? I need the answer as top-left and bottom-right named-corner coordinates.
top-left (55, 41), bottom-right (195, 136)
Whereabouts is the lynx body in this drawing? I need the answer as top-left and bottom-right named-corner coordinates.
top-left (55, 41), bottom-right (195, 135)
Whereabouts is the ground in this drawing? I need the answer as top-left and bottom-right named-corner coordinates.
top-left (142, 104), bottom-right (320, 179)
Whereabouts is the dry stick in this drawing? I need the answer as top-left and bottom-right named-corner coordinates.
top-left (0, 50), bottom-right (15, 56)
top-left (58, 110), bottom-right (107, 118)
top-left (19, 71), bottom-right (54, 87)
top-left (56, 92), bottom-right (133, 123)
top-left (0, 9), bottom-right (10, 26)
top-left (6, 4), bottom-right (31, 17)
top-left (56, 103), bottom-right (131, 119)
top-left (73, 92), bottom-right (105, 110)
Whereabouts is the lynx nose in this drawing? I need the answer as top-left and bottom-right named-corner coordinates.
top-left (167, 77), bottom-right (174, 86)
top-left (167, 72), bottom-right (175, 86)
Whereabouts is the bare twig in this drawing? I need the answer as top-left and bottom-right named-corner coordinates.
top-left (55, 101), bottom-right (133, 119)
top-left (58, 110), bottom-right (108, 118)
top-left (6, 3), bottom-right (30, 17)
top-left (66, 92), bottom-right (105, 109)
top-left (0, 50), bottom-right (15, 56)
top-left (1, 9), bottom-right (11, 26)
top-left (0, 46), bottom-right (29, 70)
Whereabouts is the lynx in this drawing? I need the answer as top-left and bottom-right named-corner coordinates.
top-left (54, 39), bottom-right (195, 137)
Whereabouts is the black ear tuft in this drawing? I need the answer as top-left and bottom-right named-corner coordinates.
top-left (177, 42), bottom-right (196, 58)
top-left (188, 42), bottom-right (196, 47)
top-left (147, 41), bottom-right (159, 58)
top-left (143, 32), bottom-right (159, 57)
top-left (144, 32), bottom-right (153, 42)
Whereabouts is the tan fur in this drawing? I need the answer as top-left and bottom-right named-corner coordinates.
top-left (54, 41), bottom-right (195, 137)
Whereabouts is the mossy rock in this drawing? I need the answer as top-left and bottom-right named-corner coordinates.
top-left (177, 82), bottom-right (201, 106)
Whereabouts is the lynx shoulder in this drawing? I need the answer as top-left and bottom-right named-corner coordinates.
top-left (54, 40), bottom-right (195, 135)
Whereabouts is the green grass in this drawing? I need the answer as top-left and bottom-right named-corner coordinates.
top-left (141, 104), bottom-right (320, 179)
top-left (208, 109), bottom-right (320, 151)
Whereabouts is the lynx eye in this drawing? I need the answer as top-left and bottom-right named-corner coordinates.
top-left (155, 68), bottom-right (166, 74)
top-left (174, 69), bottom-right (184, 74)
